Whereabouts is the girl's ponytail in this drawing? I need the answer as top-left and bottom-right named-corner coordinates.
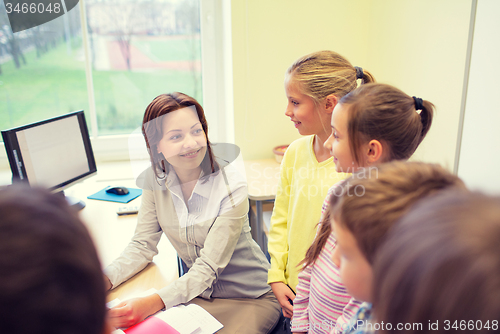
top-left (340, 84), bottom-right (436, 163)
top-left (354, 66), bottom-right (375, 85)
top-left (300, 210), bottom-right (332, 270)
top-left (361, 70), bottom-right (375, 85)
top-left (300, 181), bottom-right (345, 270)
top-left (418, 99), bottom-right (434, 142)
top-left (286, 51), bottom-right (376, 104)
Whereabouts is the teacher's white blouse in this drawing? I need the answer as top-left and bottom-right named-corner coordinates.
top-left (104, 162), bottom-right (271, 309)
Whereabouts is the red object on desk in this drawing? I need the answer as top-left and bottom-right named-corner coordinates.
top-left (124, 317), bottom-right (180, 334)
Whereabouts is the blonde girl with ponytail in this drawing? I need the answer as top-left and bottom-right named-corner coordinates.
top-left (267, 50), bottom-right (374, 333)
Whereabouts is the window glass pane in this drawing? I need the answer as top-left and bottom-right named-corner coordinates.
top-left (0, 2), bottom-right (88, 133)
top-left (86, 0), bottom-right (202, 135)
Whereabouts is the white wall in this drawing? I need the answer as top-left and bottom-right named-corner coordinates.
top-left (458, 0), bottom-right (500, 194)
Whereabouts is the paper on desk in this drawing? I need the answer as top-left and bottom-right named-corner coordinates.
top-left (156, 304), bottom-right (223, 334)
top-left (107, 298), bottom-right (122, 309)
top-left (107, 289), bottom-right (222, 334)
top-left (125, 317), bottom-right (180, 334)
top-left (156, 306), bottom-right (200, 334)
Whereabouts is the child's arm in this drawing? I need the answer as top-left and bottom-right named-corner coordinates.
top-left (291, 192), bottom-right (332, 332)
top-left (333, 298), bottom-right (363, 334)
top-left (270, 282), bottom-right (295, 318)
top-left (268, 155), bottom-right (294, 316)
top-left (293, 186), bottom-right (342, 331)
top-left (291, 264), bottom-right (312, 332)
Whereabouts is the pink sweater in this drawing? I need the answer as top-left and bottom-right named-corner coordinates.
top-left (291, 184), bottom-right (362, 334)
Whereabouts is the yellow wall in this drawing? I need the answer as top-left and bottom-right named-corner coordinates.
top-left (364, 0), bottom-right (472, 169)
top-left (232, 0), bottom-right (472, 170)
top-left (231, 0), bottom-right (371, 160)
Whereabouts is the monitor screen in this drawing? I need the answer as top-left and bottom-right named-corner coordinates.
top-left (1, 111), bottom-right (97, 192)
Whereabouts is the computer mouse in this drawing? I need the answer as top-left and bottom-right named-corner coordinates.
top-left (106, 186), bottom-right (129, 195)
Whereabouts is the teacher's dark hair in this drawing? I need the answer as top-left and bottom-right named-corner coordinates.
top-left (142, 92), bottom-right (219, 181)
top-left (0, 185), bottom-right (107, 334)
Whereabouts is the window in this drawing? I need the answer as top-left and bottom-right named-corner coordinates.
top-left (85, 0), bottom-right (202, 135)
top-left (0, 5), bottom-right (88, 130)
top-left (0, 0), bottom-right (232, 166)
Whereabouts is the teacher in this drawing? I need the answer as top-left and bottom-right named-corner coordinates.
top-left (105, 92), bottom-right (280, 333)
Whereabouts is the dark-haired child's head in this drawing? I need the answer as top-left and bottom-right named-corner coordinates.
top-left (373, 192), bottom-right (500, 334)
top-left (330, 161), bottom-right (466, 302)
top-left (0, 186), bottom-right (109, 334)
top-left (325, 83), bottom-right (434, 173)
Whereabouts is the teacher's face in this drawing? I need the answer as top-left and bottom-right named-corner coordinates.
top-left (156, 106), bottom-right (207, 173)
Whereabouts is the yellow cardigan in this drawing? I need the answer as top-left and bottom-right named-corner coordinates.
top-left (267, 135), bottom-right (346, 291)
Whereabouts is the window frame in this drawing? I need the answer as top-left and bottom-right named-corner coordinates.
top-left (0, 0), bottom-right (233, 169)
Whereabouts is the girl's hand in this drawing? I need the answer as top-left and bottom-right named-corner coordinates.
top-left (270, 282), bottom-right (295, 318)
top-left (108, 294), bottom-right (165, 329)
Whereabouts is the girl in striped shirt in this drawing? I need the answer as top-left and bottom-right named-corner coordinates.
top-left (292, 83), bottom-right (435, 333)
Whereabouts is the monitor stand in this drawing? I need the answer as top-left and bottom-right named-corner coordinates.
top-left (56, 191), bottom-right (86, 211)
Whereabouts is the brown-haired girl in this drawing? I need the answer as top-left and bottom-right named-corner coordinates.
top-left (329, 161), bottom-right (466, 334)
top-left (267, 51), bottom-right (374, 332)
top-left (292, 83), bottom-right (434, 333)
top-left (373, 192), bottom-right (500, 334)
top-left (105, 92), bottom-right (280, 333)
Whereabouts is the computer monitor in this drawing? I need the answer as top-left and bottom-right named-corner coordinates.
top-left (1, 111), bottom-right (97, 209)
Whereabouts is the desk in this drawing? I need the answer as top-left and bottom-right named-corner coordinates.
top-left (0, 158), bottom-right (281, 301)
top-left (66, 162), bottom-right (178, 302)
top-left (243, 159), bottom-right (281, 255)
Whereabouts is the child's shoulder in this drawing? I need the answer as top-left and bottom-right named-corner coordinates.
top-left (288, 135), bottom-right (313, 150)
top-left (283, 136), bottom-right (313, 159)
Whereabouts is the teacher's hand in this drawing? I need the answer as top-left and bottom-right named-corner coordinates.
top-left (108, 293), bottom-right (165, 329)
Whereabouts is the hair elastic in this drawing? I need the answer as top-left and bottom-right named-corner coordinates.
top-left (355, 66), bottom-right (364, 79)
top-left (413, 96), bottom-right (424, 112)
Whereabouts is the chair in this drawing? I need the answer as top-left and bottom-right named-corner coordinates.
top-left (177, 255), bottom-right (189, 277)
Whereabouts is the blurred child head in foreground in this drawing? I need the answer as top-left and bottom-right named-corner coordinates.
top-left (0, 186), bottom-right (110, 334)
